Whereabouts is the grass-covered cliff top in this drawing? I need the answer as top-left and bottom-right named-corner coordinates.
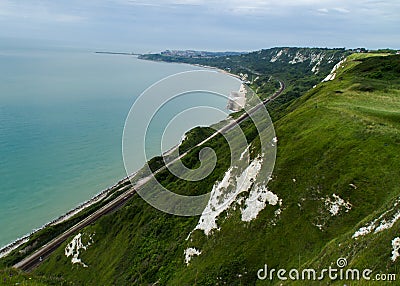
top-left (3, 52), bottom-right (400, 285)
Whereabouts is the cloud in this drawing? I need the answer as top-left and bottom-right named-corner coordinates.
top-left (0, 0), bottom-right (86, 23)
top-left (317, 8), bottom-right (329, 14)
top-left (107, 0), bottom-right (397, 22)
top-left (317, 7), bottom-right (350, 15)
top-left (112, 0), bottom-right (340, 16)
top-left (333, 7), bottom-right (350, 13)
top-left (114, 0), bottom-right (398, 17)
top-left (0, 0), bottom-right (398, 50)
top-left (3, 0), bottom-right (394, 21)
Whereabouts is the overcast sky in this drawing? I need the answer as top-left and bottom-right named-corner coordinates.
top-left (0, 0), bottom-right (399, 52)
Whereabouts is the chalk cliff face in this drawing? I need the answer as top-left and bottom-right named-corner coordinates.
top-left (262, 47), bottom-right (345, 73)
top-left (4, 51), bottom-right (400, 286)
top-left (141, 47), bottom-right (351, 106)
top-left (141, 47), bottom-right (349, 77)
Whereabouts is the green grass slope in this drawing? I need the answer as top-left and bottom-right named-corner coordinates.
top-left (141, 48), bottom-right (351, 114)
top-left (24, 54), bottom-right (400, 285)
top-left (167, 54), bottom-right (400, 285)
top-left (0, 268), bottom-right (67, 285)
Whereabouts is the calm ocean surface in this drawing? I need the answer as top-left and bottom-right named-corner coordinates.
top-left (0, 45), bottom-right (234, 248)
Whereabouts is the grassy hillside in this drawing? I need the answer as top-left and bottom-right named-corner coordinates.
top-left (166, 54), bottom-right (400, 285)
top-left (3, 53), bottom-right (399, 285)
top-left (141, 47), bottom-right (351, 115)
top-left (0, 268), bottom-right (65, 285)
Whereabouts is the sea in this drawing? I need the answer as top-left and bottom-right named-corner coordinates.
top-left (0, 43), bottom-right (237, 248)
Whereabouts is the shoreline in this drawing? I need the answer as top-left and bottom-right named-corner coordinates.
top-left (0, 173), bottom-right (136, 258)
top-left (0, 59), bottom-right (244, 259)
top-left (135, 56), bottom-right (243, 81)
top-left (135, 58), bottom-right (246, 112)
top-left (190, 63), bottom-right (243, 80)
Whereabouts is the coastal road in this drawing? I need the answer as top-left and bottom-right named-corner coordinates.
top-left (13, 79), bottom-right (285, 272)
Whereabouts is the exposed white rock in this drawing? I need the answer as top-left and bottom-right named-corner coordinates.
top-left (323, 73), bottom-right (336, 82)
top-left (349, 183), bottom-right (357, 189)
top-left (193, 157), bottom-right (263, 236)
top-left (184, 247), bottom-right (202, 265)
top-left (325, 194), bottom-right (352, 216)
top-left (310, 53), bottom-right (324, 74)
top-left (194, 168), bottom-right (233, 235)
top-left (391, 237), bottom-right (400, 262)
top-left (352, 220), bottom-right (377, 238)
top-left (311, 64), bottom-right (320, 74)
top-left (65, 233), bottom-right (94, 267)
top-left (239, 145), bottom-right (250, 161)
top-left (314, 194), bottom-right (351, 231)
top-left (235, 157), bottom-right (263, 196)
top-left (270, 50), bottom-right (284, 62)
top-left (322, 58), bottom-right (346, 82)
top-left (375, 211), bottom-right (400, 232)
top-left (353, 198), bottom-right (400, 239)
top-left (310, 53), bottom-right (324, 64)
top-left (241, 184), bottom-right (281, 222)
top-left (289, 52), bottom-right (308, 64)
top-left (239, 73), bottom-right (249, 81)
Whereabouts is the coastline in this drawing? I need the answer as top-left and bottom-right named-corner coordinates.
top-left (135, 56), bottom-right (243, 81)
top-left (190, 63), bottom-right (243, 80)
top-left (0, 173), bottom-right (135, 258)
top-left (0, 60), bottom-right (244, 259)
top-left (136, 58), bottom-right (247, 112)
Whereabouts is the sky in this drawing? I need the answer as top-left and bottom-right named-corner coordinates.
top-left (0, 0), bottom-right (399, 52)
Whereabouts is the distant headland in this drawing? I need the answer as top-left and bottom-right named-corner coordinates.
top-left (95, 51), bottom-right (141, 56)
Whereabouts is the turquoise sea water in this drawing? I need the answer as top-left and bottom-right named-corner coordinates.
top-left (0, 45), bottom-right (234, 248)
